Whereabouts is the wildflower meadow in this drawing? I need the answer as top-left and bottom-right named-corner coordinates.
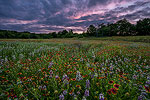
top-left (0, 38), bottom-right (150, 100)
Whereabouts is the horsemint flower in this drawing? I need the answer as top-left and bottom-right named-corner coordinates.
top-left (49, 70), bottom-right (53, 78)
top-left (138, 95), bottom-right (144, 100)
top-left (63, 79), bottom-right (69, 85)
top-left (63, 90), bottom-right (67, 95)
top-left (132, 74), bottom-right (137, 79)
top-left (84, 89), bottom-right (89, 97)
top-left (76, 71), bottom-right (82, 81)
top-left (62, 74), bottom-right (69, 81)
top-left (99, 93), bottom-right (104, 100)
top-left (48, 61), bottom-right (53, 68)
top-left (86, 79), bottom-right (90, 89)
top-left (55, 75), bottom-right (59, 79)
top-left (146, 80), bottom-right (150, 85)
top-left (59, 93), bottom-right (64, 100)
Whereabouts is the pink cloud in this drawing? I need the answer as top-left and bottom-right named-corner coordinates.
top-left (0, 19), bottom-right (38, 25)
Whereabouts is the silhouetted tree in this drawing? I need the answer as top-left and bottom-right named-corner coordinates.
top-left (136, 18), bottom-right (150, 35)
top-left (115, 18), bottom-right (133, 36)
top-left (51, 32), bottom-right (57, 38)
top-left (87, 25), bottom-right (96, 36)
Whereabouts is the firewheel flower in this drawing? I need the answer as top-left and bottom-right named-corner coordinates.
top-left (108, 80), bottom-right (114, 84)
top-left (71, 78), bottom-right (76, 81)
top-left (111, 88), bottom-right (118, 95)
top-left (114, 84), bottom-right (120, 89)
top-left (76, 85), bottom-right (81, 89)
top-left (107, 89), bottom-right (111, 95)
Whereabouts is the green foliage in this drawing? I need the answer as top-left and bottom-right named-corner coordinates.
top-left (0, 18), bottom-right (150, 39)
top-left (87, 25), bottom-right (97, 36)
top-left (86, 18), bottom-right (150, 37)
top-left (136, 18), bottom-right (150, 36)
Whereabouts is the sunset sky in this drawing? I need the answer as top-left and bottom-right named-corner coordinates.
top-left (0, 0), bottom-right (150, 33)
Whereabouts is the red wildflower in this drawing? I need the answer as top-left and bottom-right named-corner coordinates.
top-left (5, 70), bottom-right (10, 73)
top-left (144, 86), bottom-right (150, 93)
top-left (83, 75), bottom-right (88, 78)
top-left (71, 78), bottom-right (76, 81)
top-left (111, 88), bottom-right (118, 95)
top-left (114, 84), bottom-right (120, 89)
top-left (108, 80), bottom-right (114, 84)
top-left (107, 89), bottom-right (112, 95)
top-left (18, 73), bottom-right (22, 75)
top-left (67, 71), bottom-right (73, 74)
top-left (97, 77), bottom-right (104, 79)
top-left (76, 85), bottom-right (81, 89)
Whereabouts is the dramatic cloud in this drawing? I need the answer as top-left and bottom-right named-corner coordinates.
top-left (0, 0), bottom-right (150, 33)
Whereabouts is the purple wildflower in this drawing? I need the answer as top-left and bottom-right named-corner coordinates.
top-left (77, 91), bottom-right (80, 95)
top-left (59, 93), bottom-right (64, 100)
top-left (110, 66), bottom-right (113, 71)
top-left (76, 71), bottom-right (82, 81)
top-left (146, 80), bottom-right (150, 85)
top-left (132, 75), bottom-right (137, 79)
top-left (49, 70), bottom-right (53, 78)
top-left (84, 89), bottom-right (89, 97)
top-left (48, 62), bottom-right (53, 68)
top-left (99, 93), bottom-right (104, 100)
top-left (49, 74), bottom-right (53, 78)
top-left (86, 79), bottom-right (90, 89)
top-left (55, 75), bottom-right (59, 79)
top-left (147, 76), bottom-right (150, 80)
top-left (91, 74), bottom-right (94, 79)
top-left (141, 92), bottom-right (148, 96)
top-left (138, 95), bottom-right (144, 100)
top-left (38, 86), bottom-right (42, 90)
top-left (43, 85), bottom-right (47, 90)
top-left (49, 70), bottom-right (53, 74)
top-left (63, 90), bottom-right (67, 95)
top-left (62, 74), bottom-right (69, 81)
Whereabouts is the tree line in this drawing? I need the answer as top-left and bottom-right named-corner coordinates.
top-left (0, 18), bottom-right (150, 39)
top-left (0, 29), bottom-right (79, 39)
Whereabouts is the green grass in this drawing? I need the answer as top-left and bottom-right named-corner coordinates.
top-left (80, 36), bottom-right (150, 43)
top-left (0, 37), bottom-right (150, 100)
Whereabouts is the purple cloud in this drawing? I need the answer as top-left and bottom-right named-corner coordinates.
top-left (0, 0), bottom-right (150, 33)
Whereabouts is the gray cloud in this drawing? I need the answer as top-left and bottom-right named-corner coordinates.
top-left (0, 0), bottom-right (150, 33)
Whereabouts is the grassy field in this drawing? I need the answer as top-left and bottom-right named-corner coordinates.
top-left (0, 36), bottom-right (150, 100)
